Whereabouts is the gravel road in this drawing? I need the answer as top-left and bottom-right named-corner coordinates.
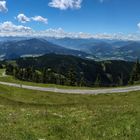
top-left (0, 81), bottom-right (140, 94)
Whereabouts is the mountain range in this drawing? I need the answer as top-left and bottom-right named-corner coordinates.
top-left (46, 37), bottom-right (140, 61)
top-left (0, 38), bottom-right (92, 60)
top-left (0, 37), bottom-right (140, 61)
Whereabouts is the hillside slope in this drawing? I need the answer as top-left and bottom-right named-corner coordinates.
top-left (7, 54), bottom-right (134, 87)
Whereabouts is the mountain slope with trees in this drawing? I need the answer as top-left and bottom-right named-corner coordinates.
top-left (5, 54), bottom-right (134, 87)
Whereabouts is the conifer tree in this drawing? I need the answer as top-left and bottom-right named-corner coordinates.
top-left (129, 59), bottom-right (140, 84)
top-left (67, 67), bottom-right (77, 86)
top-left (94, 74), bottom-right (102, 87)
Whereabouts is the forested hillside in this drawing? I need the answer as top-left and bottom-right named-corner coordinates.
top-left (5, 54), bottom-right (134, 87)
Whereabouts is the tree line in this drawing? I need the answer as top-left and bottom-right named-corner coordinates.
top-left (129, 59), bottom-right (140, 84)
top-left (5, 64), bottom-right (128, 87)
top-left (6, 65), bottom-right (87, 86)
top-left (5, 54), bottom-right (136, 87)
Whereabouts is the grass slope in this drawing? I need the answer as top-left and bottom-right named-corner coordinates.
top-left (0, 84), bottom-right (140, 139)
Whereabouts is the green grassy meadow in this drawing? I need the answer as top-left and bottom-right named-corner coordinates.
top-left (0, 84), bottom-right (140, 139)
top-left (0, 68), bottom-right (140, 139)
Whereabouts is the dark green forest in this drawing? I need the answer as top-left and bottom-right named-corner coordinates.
top-left (5, 54), bottom-right (138, 87)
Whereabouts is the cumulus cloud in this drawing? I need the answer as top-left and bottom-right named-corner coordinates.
top-left (0, 21), bottom-right (32, 32)
top-left (42, 30), bottom-right (140, 41)
top-left (48, 0), bottom-right (82, 10)
top-left (0, 23), bottom-right (140, 41)
top-left (16, 14), bottom-right (48, 24)
top-left (0, 0), bottom-right (8, 12)
top-left (16, 14), bottom-right (30, 23)
top-left (32, 16), bottom-right (48, 24)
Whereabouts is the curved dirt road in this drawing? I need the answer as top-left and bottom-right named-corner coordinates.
top-left (0, 81), bottom-right (140, 94)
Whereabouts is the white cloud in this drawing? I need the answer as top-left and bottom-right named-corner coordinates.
top-left (0, 21), bottom-right (32, 32)
top-left (16, 14), bottom-right (48, 24)
top-left (16, 14), bottom-right (30, 23)
top-left (0, 23), bottom-right (140, 41)
top-left (48, 0), bottom-right (82, 10)
top-left (0, 0), bottom-right (8, 12)
top-left (32, 16), bottom-right (48, 24)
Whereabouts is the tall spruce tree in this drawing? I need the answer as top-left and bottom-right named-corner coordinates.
top-left (94, 74), bottom-right (102, 87)
top-left (67, 67), bottom-right (77, 86)
top-left (42, 68), bottom-right (47, 83)
top-left (129, 59), bottom-right (140, 84)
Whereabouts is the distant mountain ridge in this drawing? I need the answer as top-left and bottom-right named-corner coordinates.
top-left (0, 38), bottom-right (93, 60)
top-left (0, 37), bottom-right (140, 61)
top-left (46, 37), bottom-right (140, 61)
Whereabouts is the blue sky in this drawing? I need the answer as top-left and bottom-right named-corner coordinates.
top-left (0, 0), bottom-right (140, 38)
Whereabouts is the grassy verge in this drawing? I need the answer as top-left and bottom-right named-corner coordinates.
top-left (0, 84), bottom-right (140, 139)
